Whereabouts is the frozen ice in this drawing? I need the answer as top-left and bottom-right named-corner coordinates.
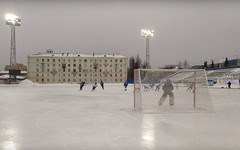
top-left (0, 83), bottom-right (240, 150)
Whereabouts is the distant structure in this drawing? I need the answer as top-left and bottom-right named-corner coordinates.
top-left (192, 58), bottom-right (240, 69)
top-left (5, 14), bottom-right (21, 83)
top-left (27, 50), bottom-right (128, 83)
top-left (141, 29), bottom-right (154, 69)
top-left (4, 63), bottom-right (27, 71)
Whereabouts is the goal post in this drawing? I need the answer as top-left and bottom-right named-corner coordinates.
top-left (134, 69), bottom-right (214, 113)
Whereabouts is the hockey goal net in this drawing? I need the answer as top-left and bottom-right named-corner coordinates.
top-left (134, 69), bottom-right (214, 113)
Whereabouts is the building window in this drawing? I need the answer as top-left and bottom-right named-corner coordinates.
top-left (73, 79), bottom-right (76, 82)
top-left (36, 73), bottom-right (39, 77)
top-left (110, 74), bottom-right (112, 77)
top-left (115, 74), bottom-right (117, 77)
top-left (47, 79), bottom-right (49, 82)
top-left (68, 69), bottom-right (70, 72)
top-left (36, 69), bottom-right (39, 72)
top-left (84, 59), bottom-right (87, 62)
top-left (53, 64), bottom-right (55, 67)
top-left (37, 64), bottom-right (39, 67)
top-left (73, 64), bottom-right (76, 67)
top-left (105, 60), bottom-right (107, 62)
top-left (42, 59), bottom-right (44, 62)
top-left (115, 60), bottom-right (117, 63)
top-left (53, 59), bottom-right (55, 62)
top-left (110, 60), bottom-right (112, 62)
top-left (120, 59), bottom-right (122, 62)
top-left (115, 79), bottom-right (117, 82)
top-left (120, 74), bottom-right (122, 77)
top-left (37, 59), bottom-right (39, 62)
top-left (42, 79), bottom-right (44, 82)
top-left (95, 74), bottom-right (97, 77)
top-left (73, 69), bottom-right (76, 72)
top-left (47, 59), bottom-right (49, 62)
top-left (58, 59), bottom-right (60, 62)
top-left (36, 79), bottom-right (38, 82)
top-left (120, 79), bottom-right (122, 82)
top-left (68, 64), bottom-right (70, 67)
top-left (73, 59), bottom-right (76, 62)
top-left (68, 59), bottom-right (70, 62)
top-left (68, 79), bottom-right (70, 82)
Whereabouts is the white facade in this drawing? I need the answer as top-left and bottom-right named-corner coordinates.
top-left (28, 50), bottom-right (128, 83)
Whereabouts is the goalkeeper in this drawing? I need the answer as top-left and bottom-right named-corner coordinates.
top-left (159, 79), bottom-right (174, 106)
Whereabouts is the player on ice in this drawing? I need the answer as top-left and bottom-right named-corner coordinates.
top-left (79, 82), bottom-right (85, 91)
top-left (159, 79), bottom-right (174, 106)
top-left (100, 80), bottom-right (104, 90)
top-left (124, 81), bottom-right (128, 91)
top-left (227, 81), bottom-right (231, 88)
top-left (186, 83), bottom-right (194, 91)
top-left (92, 82), bottom-right (97, 91)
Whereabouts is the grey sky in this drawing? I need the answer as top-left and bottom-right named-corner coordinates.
top-left (1, 0), bottom-right (240, 70)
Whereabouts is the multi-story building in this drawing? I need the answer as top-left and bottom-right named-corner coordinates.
top-left (27, 49), bottom-right (128, 83)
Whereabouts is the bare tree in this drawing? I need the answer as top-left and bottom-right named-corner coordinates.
top-left (183, 59), bottom-right (190, 69)
top-left (127, 55), bottom-right (142, 80)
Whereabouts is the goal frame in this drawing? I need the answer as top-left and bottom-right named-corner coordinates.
top-left (133, 69), bottom-right (213, 113)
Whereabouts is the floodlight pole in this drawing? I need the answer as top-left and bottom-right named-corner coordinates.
top-left (5, 14), bottom-right (21, 83)
top-left (10, 25), bottom-right (16, 69)
top-left (145, 37), bottom-right (150, 69)
top-left (141, 29), bottom-right (154, 69)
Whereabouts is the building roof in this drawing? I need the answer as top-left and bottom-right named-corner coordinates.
top-left (28, 51), bottom-right (127, 58)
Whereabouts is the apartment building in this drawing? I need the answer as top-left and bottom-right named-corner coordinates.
top-left (27, 50), bottom-right (128, 83)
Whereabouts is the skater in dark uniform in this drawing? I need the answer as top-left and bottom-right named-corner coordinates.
top-left (79, 82), bottom-right (85, 91)
top-left (227, 81), bottom-right (231, 88)
top-left (124, 81), bottom-right (128, 91)
top-left (100, 80), bottom-right (104, 90)
top-left (159, 79), bottom-right (174, 106)
top-left (92, 82), bottom-right (97, 91)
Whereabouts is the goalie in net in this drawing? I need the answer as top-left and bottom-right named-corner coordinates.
top-left (134, 69), bottom-right (214, 113)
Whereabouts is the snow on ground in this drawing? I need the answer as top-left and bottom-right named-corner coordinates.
top-left (0, 83), bottom-right (240, 150)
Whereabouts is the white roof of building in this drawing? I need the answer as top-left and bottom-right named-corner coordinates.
top-left (0, 71), bottom-right (27, 74)
top-left (0, 75), bottom-right (26, 80)
top-left (28, 51), bottom-right (127, 58)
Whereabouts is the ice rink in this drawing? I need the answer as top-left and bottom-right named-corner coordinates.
top-left (0, 82), bottom-right (240, 150)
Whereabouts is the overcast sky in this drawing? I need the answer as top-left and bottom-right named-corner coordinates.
top-left (1, 0), bottom-right (240, 70)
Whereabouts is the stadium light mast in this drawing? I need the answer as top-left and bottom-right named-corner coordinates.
top-left (141, 29), bottom-right (154, 69)
top-left (5, 13), bottom-right (21, 82)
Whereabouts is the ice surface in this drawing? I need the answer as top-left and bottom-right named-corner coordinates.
top-left (0, 83), bottom-right (240, 150)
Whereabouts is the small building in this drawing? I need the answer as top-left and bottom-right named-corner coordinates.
top-left (4, 63), bottom-right (27, 71)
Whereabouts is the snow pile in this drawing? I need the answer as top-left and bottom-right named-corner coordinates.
top-left (19, 79), bottom-right (35, 86)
